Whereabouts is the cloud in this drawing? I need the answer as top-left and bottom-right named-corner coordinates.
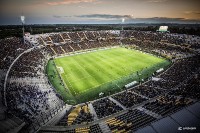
top-left (47, 0), bottom-right (97, 6)
top-left (136, 17), bottom-right (200, 23)
top-left (129, 17), bottom-right (200, 23)
top-left (52, 14), bottom-right (200, 23)
top-left (78, 5), bottom-right (85, 8)
top-left (53, 15), bottom-right (72, 18)
top-left (74, 14), bottom-right (186, 21)
top-left (53, 15), bottom-right (62, 18)
top-left (141, 17), bottom-right (185, 21)
top-left (75, 14), bottom-right (134, 19)
top-left (0, 0), bottom-right (99, 7)
top-left (146, 0), bottom-right (168, 3)
top-left (184, 11), bottom-right (200, 15)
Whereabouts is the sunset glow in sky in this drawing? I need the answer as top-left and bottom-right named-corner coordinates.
top-left (0, 0), bottom-right (200, 24)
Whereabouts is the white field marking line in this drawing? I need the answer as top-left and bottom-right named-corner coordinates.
top-left (61, 61), bottom-right (93, 94)
top-left (62, 48), bottom-right (152, 94)
top-left (75, 62), bottom-right (136, 94)
top-left (95, 48), bottom-right (138, 72)
top-left (54, 46), bottom-right (119, 59)
top-left (72, 58), bottom-right (110, 94)
top-left (77, 61), bottom-right (155, 95)
top-left (63, 75), bottom-right (73, 88)
top-left (63, 74), bottom-right (77, 95)
top-left (58, 60), bottom-right (94, 95)
top-left (72, 58), bottom-right (94, 80)
top-left (65, 71), bottom-right (90, 79)
top-left (77, 70), bottom-right (137, 95)
top-left (74, 49), bottom-right (166, 95)
top-left (126, 49), bottom-right (165, 62)
top-left (84, 50), bottom-right (120, 78)
top-left (65, 59), bottom-right (95, 94)
top-left (119, 49), bottom-right (164, 73)
top-left (70, 76), bottom-right (92, 84)
top-left (92, 51), bottom-right (123, 75)
top-left (77, 78), bottom-right (117, 94)
top-left (65, 67), bottom-right (91, 78)
top-left (115, 83), bottom-right (121, 89)
top-left (65, 55), bottom-right (111, 94)
top-left (76, 51), bottom-right (143, 94)
top-left (56, 66), bottom-right (64, 74)
top-left (55, 62), bottom-right (77, 95)
top-left (95, 52), bottom-right (136, 76)
top-left (54, 64), bottom-right (74, 95)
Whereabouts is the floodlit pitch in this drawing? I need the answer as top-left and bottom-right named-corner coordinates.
top-left (47, 47), bottom-right (170, 104)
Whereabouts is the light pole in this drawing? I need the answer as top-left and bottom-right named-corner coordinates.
top-left (21, 16), bottom-right (25, 45)
top-left (122, 18), bottom-right (125, 31)
top-left (120, 18), bottom-right (125, 45)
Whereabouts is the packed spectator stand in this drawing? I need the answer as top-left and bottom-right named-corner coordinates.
top-left (0, 30), bottom-right (199, 133)
top-left (106, 109), bottom-right (157, 132)
top-left (57, 104), bottom-right (93, 126)
top-left (92, 98), bottom-right (123, 118)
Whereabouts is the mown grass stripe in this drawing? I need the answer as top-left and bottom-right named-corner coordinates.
top-left (50, 47), bottom-right (171, 104)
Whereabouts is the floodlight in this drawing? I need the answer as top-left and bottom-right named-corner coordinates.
top-left (122, 18), bottom-right (125, 23)
top-left (21, 16), bottom-right (25, 24)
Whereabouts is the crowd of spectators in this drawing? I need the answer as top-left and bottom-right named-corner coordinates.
top-left (41, 35), bottom-right (52, 45)
top-left (110, 55), bottom-right (199, 109)
top-left (133, 84), bottom-right (167, 98)
top-left (68, 32), bottom-right (82, 43)
top-left (121, 30), bottom-right (199, 47)
top-left (0, 37), bottom-right (30, 70)
top-left (106, 109), bottom-right (156, 132)
top-left (158, 56), bottom-right (200, 88)
top-left (49, 34), bottom-right (64, 43)
top-left (168, 71), bottom-right (200, 100)
top-left (34, 30), bottom-right (198, 60)
top-left (54, 124), bottom-right (102, 133)
top-left (4, 47), bottom-right (64, 131)
top-left (6, 81), bottom-right (64, 129)
top-left (84, 31), bottom-right (97, 40)
top-left (143, 94), bottom-right (193, 116)
top-left (121, 31), bottom-right (196, 59)
top-left (77, 32), bottom-right (87, 40)
top-left (57, 104), bottom-right (93, 126)
top-left (112, 91), bottom-right (147, 108)
top-left (92, 98), bottom-right (123, 118)
top-left (36, 31), bottom-right (121, 56)
top-left (9, 49), bottom-right (45, 78)
top-left (60, 32), bottom-right (71, 42)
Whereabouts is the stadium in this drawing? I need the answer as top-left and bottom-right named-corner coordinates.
top-left (0, 26), bottom-right (200, 133)
top-left (0, 0), bottom-right (200, 133)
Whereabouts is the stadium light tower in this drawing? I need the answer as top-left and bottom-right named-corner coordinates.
top-left (120, 18), bottom-right (125, 45)
top-left (122, 18), bottom-right (125, 30)
top-left (3, 15), bottom-right (26, 108)
top-left (21, 15), bottom-right (25, 45)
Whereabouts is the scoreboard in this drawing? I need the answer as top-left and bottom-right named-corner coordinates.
top-left (159, 26), bottom-right (168, 32)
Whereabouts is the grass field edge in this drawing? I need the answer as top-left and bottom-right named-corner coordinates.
top-left (49, 47), bottom-right (171, 104)
top-left (46, 59), bottom-right (77, 104)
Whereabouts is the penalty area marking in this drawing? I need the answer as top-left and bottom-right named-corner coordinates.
top-left (57, 66), bottom-right (64, 74)
top-left (56, 66), bottom-right (77, 95)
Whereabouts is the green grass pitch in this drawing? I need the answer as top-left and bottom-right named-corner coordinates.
top-left (47, 47), bottom-right (170, 104)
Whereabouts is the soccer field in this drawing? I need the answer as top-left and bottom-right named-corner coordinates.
top-left (47, 47), bottom-right (170, 104)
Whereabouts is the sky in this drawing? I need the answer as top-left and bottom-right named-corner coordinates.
top-left (0, 0), bottom-right (200, 25)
